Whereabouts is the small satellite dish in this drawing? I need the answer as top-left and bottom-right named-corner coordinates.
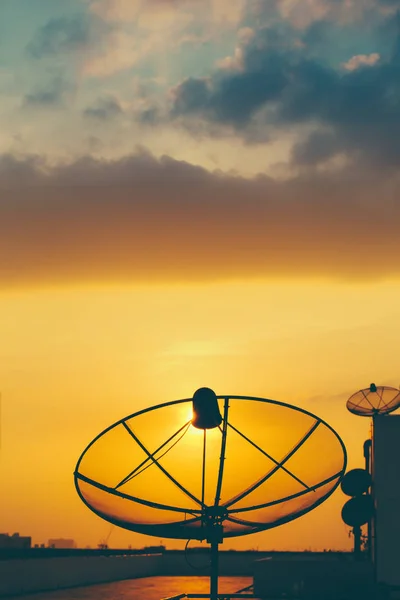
top-left (341, 469), bottom-right (371, 497)
top-left (346, 383), bottom-right (400, 417)
top-left (341, 494), bottom-right (374, 527)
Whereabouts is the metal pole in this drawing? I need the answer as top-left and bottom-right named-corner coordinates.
top-left (202, 429), bottom-right (206, 508)
top-left (353, 526), bottom-right (362, 560)
top-left (210, 541), bottom-right (219, 600)
top-left (364, 438), bottom-right (372, 559)
top-left (371, 416), bottom-right (378, 587)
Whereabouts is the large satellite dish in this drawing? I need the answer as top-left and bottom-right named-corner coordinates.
top-left (75, 389), bottom-right (346, 600)
top-left (346, 383), bottom-right (400, 417)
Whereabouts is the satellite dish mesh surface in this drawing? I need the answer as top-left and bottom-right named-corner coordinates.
top-left (75, 392), bottom-right (346, 541)
top-left (346, 383), bottom-right (400, 417)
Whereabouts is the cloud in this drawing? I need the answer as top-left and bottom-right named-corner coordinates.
top-left (277, 0), bottom-right (333, 29)
top-left (171, 78), bottom-right (211, 116)
top-left (81, 29), bottom-right (145, 77)
top-left (89, 0), bottom-right (244, 26)
top-left (89, 0), bottom-right (174, 22)
top-left (23, 76), bottom-right (70, 108)
top-left (171, 25), bottom-right (297, 131)
top-left (377, 0), bottom-right (400, 5)
top-left (82, 1), bottom-right (197, 77)
top-left (342, 53), bottom-right (380, 71)
top-left (83, 0), bottom-right (244, 77)
top-left (291, 131), bottom-right (341, 165)
top-left (170, 19), bottom-right (400, 166)
top-left (171, 28), bottom-right (313, 127)
top-left (23, 88), bottom-right (63, 108)
top-left (259, 0), bottom-right (397, 28)
top-left (27, 16), bottom-right (90, 59)
top-left (0, 151), bottom-right (400, 289)
top-left (215, 27), bottom-right (255, 71)
top-left (83, 96), bottom-right (123, 119)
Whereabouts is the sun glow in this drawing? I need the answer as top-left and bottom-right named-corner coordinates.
top-left (185, 406), bottom-right (204, 436)
top-left (189, 423), bottom-right (205, 436)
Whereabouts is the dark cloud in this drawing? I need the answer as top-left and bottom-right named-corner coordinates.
top-left (27, 15), bottom-right (90, 58)
top-left (0, 154), bottom-right (45, 186)
top-left (291, 59), bottom-right (400, 166)
top-left (139, 107), bottom-right (160, 125)
top-left (23, 76), bottom-right (69, 108)
top-left (24, 88), bottom-right (63, 107)
top-left (0, 151), bottom-right (400, 289)
top-left (291, 132), bottom-right (340, 165)
top-left (171, 78), bottom-right (211, 116)
top-left (171, 18), bottom-right (400, 166)
top-left (83, 97), bottom-right (123, 120)
top-left (171, 29), bottom-right (291, 128)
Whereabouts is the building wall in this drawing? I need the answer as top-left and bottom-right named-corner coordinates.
top-left (253, 557), bottom-right (374, 599)
top-left (373, 415), bottom-right (400, 587)
top-left (158, 551), bottom-right (256, 576)
top-left (0, 550), bottom-right (264, 596)
top-left (0, 555), bottom-right (161, 597)
top-left (0, 551), bottom-right (351, 597)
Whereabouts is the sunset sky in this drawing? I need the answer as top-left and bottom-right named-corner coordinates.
top-left (1, 0), bottom-right (400, 551)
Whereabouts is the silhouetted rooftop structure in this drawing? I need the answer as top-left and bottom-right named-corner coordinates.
top-left (0, 533), bottom-right (31, 549)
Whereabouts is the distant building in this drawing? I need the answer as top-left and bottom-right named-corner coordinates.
top-left (48, 538), bottom-right (76, 549)
top-left (143, 545), bottom-right (166, 553)
top-left (0, 533), bottom-right (31, 549)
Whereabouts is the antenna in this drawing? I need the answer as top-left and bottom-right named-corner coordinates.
top-left (344, 383), bottom-right (400, 559)
top-left (340, 469), bottom-right (374, 558)
top-left (75, 388), bottom-right (347, 600)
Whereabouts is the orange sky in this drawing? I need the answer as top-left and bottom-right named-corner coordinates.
top-left (2, 278), bottom-right (396, 550)
top-left (2, 0), bottom-right (400, 553)
top-left (2, 157), bottom-right (400, 287)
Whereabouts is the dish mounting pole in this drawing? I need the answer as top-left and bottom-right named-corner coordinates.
top-left (205, 508), bottom-right (226, 600)
top-left (206, 398), bottom-right (229, 600)
top-left (210, 540), bottom-right (219, 600)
